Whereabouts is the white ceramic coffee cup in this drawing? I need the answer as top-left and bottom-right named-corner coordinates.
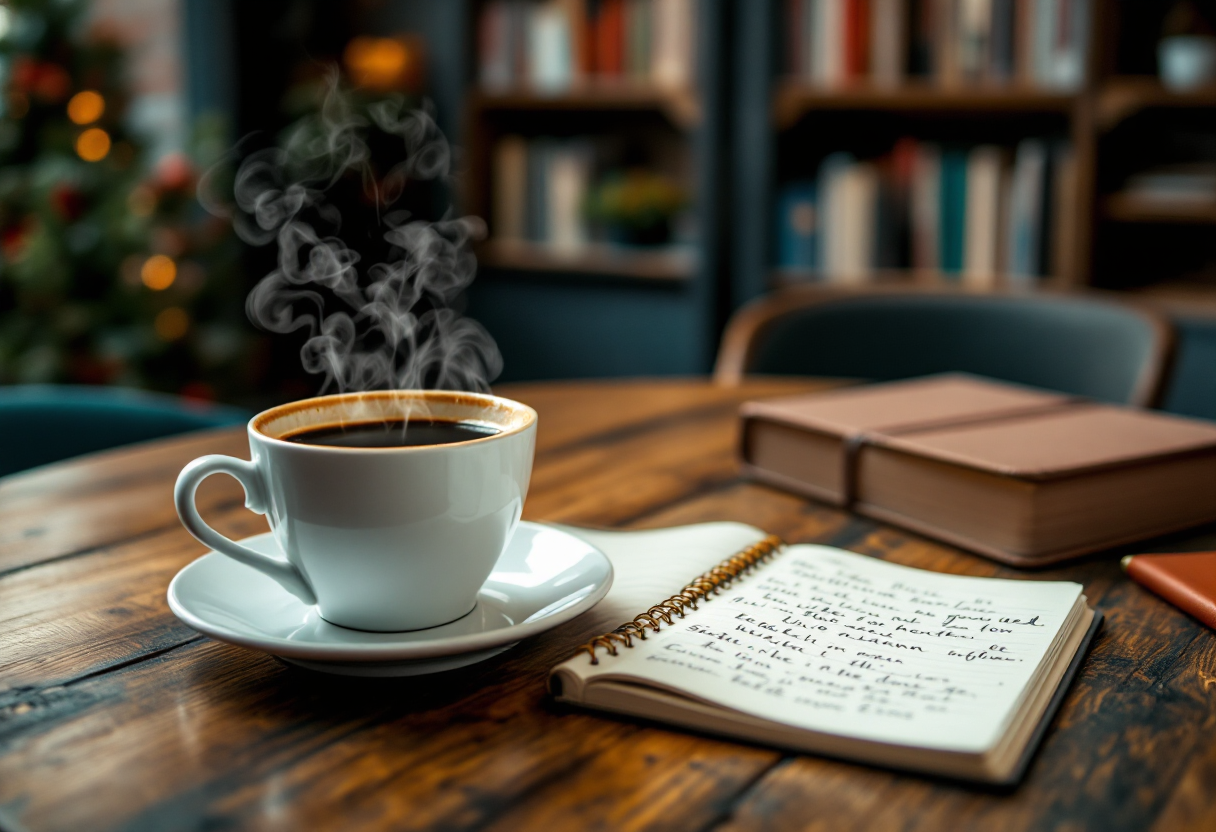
top-left (174, 390), bottom-right (536, 632)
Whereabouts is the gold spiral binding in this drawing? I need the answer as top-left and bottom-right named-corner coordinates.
top-left (574, 534), bottom-right (785, 665)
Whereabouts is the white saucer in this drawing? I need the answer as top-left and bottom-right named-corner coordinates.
top-left (167, 522), bottom-right (613, 676)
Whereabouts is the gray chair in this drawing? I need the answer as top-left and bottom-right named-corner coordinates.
top-left (715, 287), bottom-right (1175, 407)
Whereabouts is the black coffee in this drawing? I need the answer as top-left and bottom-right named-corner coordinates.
top-left (284, 419), bottom-right (500, 448)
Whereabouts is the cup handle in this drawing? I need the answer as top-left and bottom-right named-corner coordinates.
top-left (174, 455), bottom-right (317, 605)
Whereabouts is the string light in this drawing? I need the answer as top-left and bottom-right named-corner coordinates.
top-left (76, 127), bottom-right (111, 162)
top-left (154, 307), bottom-right (190, 341)
top-left (141, 254), bottom-right (177, 290)
top-left (66, 90), bottom-right (104, 125)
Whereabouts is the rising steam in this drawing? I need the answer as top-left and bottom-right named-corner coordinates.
top-left (204, 73), bottom-right (501, 394)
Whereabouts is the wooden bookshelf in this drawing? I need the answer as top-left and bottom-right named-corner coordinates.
top-left (1103, 194), bottom-right (1216, 225)
top-left (773, 81), bottom-right (1078, 128)
top-left (730, 0), bottom-right (1216, 310)
top-left (455, 0), bottom-right (727, 381)
top-left (476, 240), bottom-right (695, 281)
top-left (469, 86), bottom-right (701, 129)
top-left (1132, 280), bottom-right (1216, 319)
top-left (1097, 77), bottom-right (1216, 130)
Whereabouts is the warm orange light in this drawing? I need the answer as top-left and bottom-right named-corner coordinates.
top-left (154, 306), bottom-right (190, 341)
top-left (344, 36), bottom-right (413, 91)
top-left (76, 127), bottom-right (111, 162)
top-left (66, 90), bottom-right (105, 124)
top-left (141, 254), bottom-right (177, 290)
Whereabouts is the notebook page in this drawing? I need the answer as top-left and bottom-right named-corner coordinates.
top-left (581, 544), bottom-right (1082, 753)
top-left (549, 523), bottom-right (770, 620)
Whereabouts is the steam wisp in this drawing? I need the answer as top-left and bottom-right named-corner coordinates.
top-left (208, 76), bottom-right (501, 396)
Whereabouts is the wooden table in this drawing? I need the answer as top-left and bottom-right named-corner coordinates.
top-left (2, 378), bottom-right (1215, 832)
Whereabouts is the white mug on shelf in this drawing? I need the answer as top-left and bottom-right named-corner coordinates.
top-left (1159, 35), bottom-right (1216, 91)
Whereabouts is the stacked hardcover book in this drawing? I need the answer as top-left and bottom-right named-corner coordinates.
top-left (739, 375), bottom-right (1216, 566)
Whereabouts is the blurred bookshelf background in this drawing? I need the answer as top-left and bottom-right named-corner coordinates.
top-left (1, 0), bottom-right (1214, 403)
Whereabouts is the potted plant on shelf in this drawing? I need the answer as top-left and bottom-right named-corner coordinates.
top-left (585, 169), bottom-right (687, 247)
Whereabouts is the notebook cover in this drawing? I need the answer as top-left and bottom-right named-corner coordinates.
top-left (1123, 552), bottom-right (1216, 630)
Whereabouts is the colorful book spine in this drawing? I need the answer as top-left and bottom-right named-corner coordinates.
top-left (1006, 138), bottom-right (1047, 283)
top-left (492, 136), bottom-right (529, 242)
top-left (492, 137), bottom-right (603, 251)
top-left (779, 136), bottom-right (1067, 283)
top-left (776, 181), bottom-right (820, 272)
top-left (477, 0), bottom-right (696, 90)
top-left (779, 0), bottom-right (1089, 90)
top-left (938, 148), bottom-right (968, 276)
top-left (910, 142), bottom-right (941, 271)
top-left (962, 144), bottom-right (1004, 288)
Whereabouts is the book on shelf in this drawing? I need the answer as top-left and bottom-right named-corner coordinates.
top-left (938, 148), bottom-right (968, 273)
top-left (962, 144), bottom-right (1004, 287)
top-left (492, 136), bottom-right (529, 242)
top-left (1115, 164), bottom-right (1216, 207)
top-left (548, 522), bottom-right (1101, 784)
top-left (820, 153), bottom-right (879, 283)
top-left (776, 138), bottom-right (1071, 283)
top-left (478, 0), bottom-right (696, 92)
top-left (1005, 139), bottom-right (1049, 284)
top-left (490, 135), bottom-right (693, 259)
top-left (783, 0), bottom-right (1089, 91)
top-left (738, 375), bottom-right (1216, 566)
top-left (494, 135), bottom-right (595, 250)
top-left (776, 181), bottom-right (819, 271)
top-left (909, 141), bottom-right (941, 271)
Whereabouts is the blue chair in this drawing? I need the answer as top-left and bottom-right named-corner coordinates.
top-left (715, 287), bottom-right (1175, 407)
top-left (0, 385), bottom-right (251, 478)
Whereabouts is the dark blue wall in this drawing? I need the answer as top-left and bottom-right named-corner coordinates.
top-left (467, 277), bottom-right (704, 382)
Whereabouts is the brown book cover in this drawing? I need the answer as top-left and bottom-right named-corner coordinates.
top-left (1123, 552), bottom-right (1216, 630)
top-left (740, 375), bottom-right (1216, 566)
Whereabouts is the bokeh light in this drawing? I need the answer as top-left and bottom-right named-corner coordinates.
top-left (76, 127), bottom-right (111, 162)
top-left (141, 254), bottom-right (177, 290)
top-left (344, 36), bottom-right (413, 91)
top-left (66, 90), bottom-right (105, 124)
top-left (154, 307), bottom-right (190, 341)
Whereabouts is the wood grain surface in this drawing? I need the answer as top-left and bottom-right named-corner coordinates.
top-left (1, 378), bottom-right (1215, 832)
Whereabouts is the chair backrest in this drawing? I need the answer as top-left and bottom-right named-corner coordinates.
top-left (0, 385), bottom-right (251, 477)
top-left (715, 288), bottom-right (1175, 407)
top-left (1162, 315), bottom-right (1216, 420)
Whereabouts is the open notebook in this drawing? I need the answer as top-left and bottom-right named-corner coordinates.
top-left (550, 523), bottom-right (1101, 785)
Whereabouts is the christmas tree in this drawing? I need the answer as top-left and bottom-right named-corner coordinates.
top-left (0, 0), bottom-right (250, 401)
